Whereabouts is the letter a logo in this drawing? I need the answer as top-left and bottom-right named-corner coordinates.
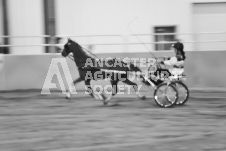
top-left (41, 58), bottom-right (76, 95)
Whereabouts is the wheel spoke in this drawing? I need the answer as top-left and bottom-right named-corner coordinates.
top-left (174, 82), bottom-right (189, 105)
top-left (154, 83), bottom-right (178, 108)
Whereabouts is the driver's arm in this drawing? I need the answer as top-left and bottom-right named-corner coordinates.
top-left (161, 57), bottom-right (177, 66)
top-left (175, 60), bottom-right (184, 66)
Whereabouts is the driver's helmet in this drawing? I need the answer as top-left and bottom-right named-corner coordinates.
top-left (171, 42), bottom-right (184, 51)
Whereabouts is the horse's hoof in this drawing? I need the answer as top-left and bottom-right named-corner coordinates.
top-left (66, 92), bottom-right (71, 99)
top-left (66, 96), bottom-right (71, 100)
top-left (141, 96), bottom-right (146, 100)
top-left (100, 93), bottom-right (107, 100)
top-left (103, 101), bottom-right (108, 105)
top-left (100, 93), bottom-right (108, 105)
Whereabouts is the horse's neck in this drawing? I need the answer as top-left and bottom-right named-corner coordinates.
top-left (72, 51), bottom-right (84, 60)
top-left (72, 45), bottom-right (88, 59)
top-left (72, 49), bottom-right (93, 67)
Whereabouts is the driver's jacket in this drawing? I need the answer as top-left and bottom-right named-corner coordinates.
top-left (163, 55), bottom-right (184, 76)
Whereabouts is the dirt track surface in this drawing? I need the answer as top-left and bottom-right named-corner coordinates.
top-left (0, 92), bottom-right (226, 151)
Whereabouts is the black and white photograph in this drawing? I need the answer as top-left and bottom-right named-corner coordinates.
top-left (0, 0), bottom-right (226, 150)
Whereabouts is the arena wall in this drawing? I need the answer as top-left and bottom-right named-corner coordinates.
top-left (0, 51), bottom-right (226, 92)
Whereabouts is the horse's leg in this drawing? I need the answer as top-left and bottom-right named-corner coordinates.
top-left (84, 79), bottom-right (93, 97)
top-left (105, 79), bottom-right (119, 101)
top-left (84, 79), bottom-right (108, 105)
top-left (122, 79), bottom-right (146, 100)
top-left (66, 77), bottom-right (83, 99)
top-left (111, 80), bottom-right (119, 96)
top-left (73, 77), bottom-right (83, 85)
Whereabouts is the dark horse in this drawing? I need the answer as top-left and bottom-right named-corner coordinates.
top-left (61, 39), bottom-right (147, 104)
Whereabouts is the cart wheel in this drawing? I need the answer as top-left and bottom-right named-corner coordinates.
top-left (154, 83), bottom-right (178, 108)
top-left (173, 81), bottom-right (189, 105)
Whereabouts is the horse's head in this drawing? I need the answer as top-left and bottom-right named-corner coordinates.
top-left (61, 38), bottom-right (88, 59)
top-left (61, 38), bottom-right (74, 57)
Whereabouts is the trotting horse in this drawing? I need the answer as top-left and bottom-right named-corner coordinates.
top-left (61, 38), bottom-right (147, 104)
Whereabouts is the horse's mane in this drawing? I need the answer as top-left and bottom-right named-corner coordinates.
top-left (68, 39), bottom-right (87, 56)
top-left (70, 39), bottom-right (100, 60)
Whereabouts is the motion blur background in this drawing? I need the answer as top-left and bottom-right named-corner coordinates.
top-left (0, 0), bottom-right (226, 91)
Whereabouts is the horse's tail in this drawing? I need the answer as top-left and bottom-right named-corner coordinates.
top-left (128, 63), bottom-right (141, 72)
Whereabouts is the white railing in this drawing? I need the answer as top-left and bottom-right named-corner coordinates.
top-left (0, 32), bottom-right (226, 52)
top-left (0, 35), bottom-right (50, 38)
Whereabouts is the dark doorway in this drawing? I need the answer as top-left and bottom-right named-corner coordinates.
top-left (154, 26), bottom-right (176, 51)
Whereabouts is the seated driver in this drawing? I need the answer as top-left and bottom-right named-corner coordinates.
top-left (150, 42), bottom-right (186, 85)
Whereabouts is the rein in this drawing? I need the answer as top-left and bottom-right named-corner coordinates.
top-left (82, 47), bottom-right (99, 59)
top-left (127, 18), bottom-right (157, 60)
top-left (68, 54), bottom-right (74, 61)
